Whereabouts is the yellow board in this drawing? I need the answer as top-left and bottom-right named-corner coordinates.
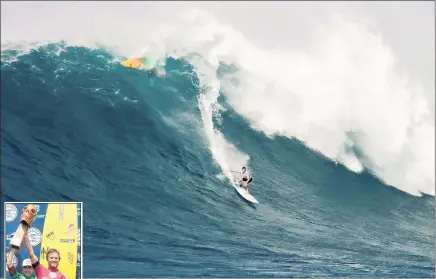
top-left (121, 57), bottom-right (143, 69)
top-left (40, 204), bottom-right (79, 279)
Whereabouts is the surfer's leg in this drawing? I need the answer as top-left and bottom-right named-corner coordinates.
top-left (241, 178), bottom-right (247, 187)
top-left (246, 178), bottom-right (253, 192)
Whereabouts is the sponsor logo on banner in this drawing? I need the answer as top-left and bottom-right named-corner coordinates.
top-left (77, 254), bottom-right (81, 267)
top-left (5, 204), bottom-right (18, 222)
top-left (66, 224), bottom-right (76, 234)
top-left (28, 227), bottom-right (42, 246)
top-left (60, 239), bottom-right (75, 243)
top-left (78, 229), bottom-right (81, 246)
top-left (41, 247), bottom-right (48, 259)
top-left (59, 204), bottom-right (64, 220)
top-left (68, 252), bottom-right (75, 264)
top-left (46, 231), bottom-right (55, 240)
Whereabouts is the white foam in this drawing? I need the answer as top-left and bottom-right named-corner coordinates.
top-left (184, 54), bottom-right (250, 181)
top-left (152, 10), bottom-right (435, 196)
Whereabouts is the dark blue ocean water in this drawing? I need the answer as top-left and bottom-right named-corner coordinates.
top-left (1, 43), bottom-right (434, 277)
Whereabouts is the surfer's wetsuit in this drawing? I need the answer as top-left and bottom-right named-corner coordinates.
top-left (32, 261), bottom-right (66, 279)
top-left (241, 170), bottom-right (253, 184)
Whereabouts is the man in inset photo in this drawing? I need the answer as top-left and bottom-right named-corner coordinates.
top-left (6, 248), bottom-right (36, 279)
top-left (23, 232), bottom-right (67, 279)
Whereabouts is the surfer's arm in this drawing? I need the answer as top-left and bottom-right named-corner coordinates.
top-left (6, 248), bottom-right (17, 276)
top-left (23, 234), bottom-right (39, 264)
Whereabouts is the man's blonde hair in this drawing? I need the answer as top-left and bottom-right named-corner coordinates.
top-left (46, 249), bottom-right (61, 261)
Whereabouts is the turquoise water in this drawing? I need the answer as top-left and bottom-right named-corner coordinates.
top-left (1, 42), bottom-right (434, 277)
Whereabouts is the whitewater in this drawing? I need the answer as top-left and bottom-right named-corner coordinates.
top-left (150, 9), bottom-right (435, 197)
top-left (1, 2), bottom-right (434, 277)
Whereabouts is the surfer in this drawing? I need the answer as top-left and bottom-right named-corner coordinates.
top-left (22, 232), bottom-right (67, 279)
top-left (231, 167), bottom-right (253, 192)
top-left (6, 247), bottom-right (36, 279)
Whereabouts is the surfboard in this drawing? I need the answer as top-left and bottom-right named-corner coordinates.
top-left (40, 204), bottom-right (79, 279)
top-left (120, 57), bottom-right (157, 71)
top-left (233, 180), bottom-right (259, 204)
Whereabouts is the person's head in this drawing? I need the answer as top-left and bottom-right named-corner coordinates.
top-left (46, 249), bottom-right (61, 268)
top-left (242, 167), bottom-right (246, 173)
top-left (22, 259), bottom-right (34, 276)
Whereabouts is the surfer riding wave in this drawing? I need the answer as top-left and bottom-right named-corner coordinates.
top-left (231, 167), bottom-right (253, 192)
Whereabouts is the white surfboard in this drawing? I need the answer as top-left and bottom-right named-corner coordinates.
top-left (233, 180), bottom-right (259, 204)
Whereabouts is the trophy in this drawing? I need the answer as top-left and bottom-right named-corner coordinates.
top-left (10, 204), bottom-right (38, 250)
